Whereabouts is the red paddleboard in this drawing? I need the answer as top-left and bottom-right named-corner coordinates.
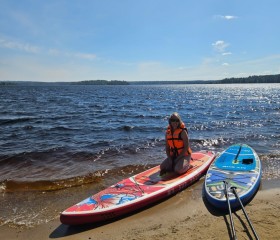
top-left (60, 150), bottom-right (215, 225)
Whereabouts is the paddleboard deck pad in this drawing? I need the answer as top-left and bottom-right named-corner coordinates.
top-left (204, 144), bottom-right (261, 209)
top-left (60, 150), bottom-right (215, 225)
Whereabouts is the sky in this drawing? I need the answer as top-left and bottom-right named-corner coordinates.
top-left (0, 0), bottom-right (280, 82)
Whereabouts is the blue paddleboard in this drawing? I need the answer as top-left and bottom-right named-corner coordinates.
top-left (204, 144), bottom-right (261, 209)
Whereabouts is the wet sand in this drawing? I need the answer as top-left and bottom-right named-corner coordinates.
top-left (1, 179), bottom-right (279, 240)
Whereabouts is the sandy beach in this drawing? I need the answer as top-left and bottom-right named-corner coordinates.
top-left (1, 179), bottom-right (279, 240)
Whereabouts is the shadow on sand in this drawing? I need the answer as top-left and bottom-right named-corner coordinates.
top-left (202, 184), bottom-right (261, 240)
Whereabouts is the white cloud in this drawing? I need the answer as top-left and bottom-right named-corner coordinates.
top-left (222, 63), bottom-right (229, 66)
top-left (48, 48), bottom-right (97, 60)
top-left (212, 40), bottom-right (229, 52)
top-left (222, 52), bottom-right (232, 56)
top-left (214, 15), bottom-right (238, 20)
top-left (0, 38), bottom-right (41, 53)
top-left (49, 48), bottom-right (97, 60)
top-left (224, 15), bottom-right (238, 20)
top-left (0, 37), bottom-right (97, 61)
top-left (72, 52), bottom-right (96, 60)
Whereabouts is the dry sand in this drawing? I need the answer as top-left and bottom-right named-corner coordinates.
top-left (1, 180), bottom-right (279, 240)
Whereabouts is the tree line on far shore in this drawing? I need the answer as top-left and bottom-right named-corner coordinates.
top-left (72, 80), bottom-right (128, 85)
top-left (1, 74), bottom-right (280, 86)
top-left (218, 74), bottom-right (280, 84)
top-left (131, 74), bottom-right (280, 84)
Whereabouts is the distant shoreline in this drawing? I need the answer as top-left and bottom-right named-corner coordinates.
top-left (1, 73), bottom-right (280, 86)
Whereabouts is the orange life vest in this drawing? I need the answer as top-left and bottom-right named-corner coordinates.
top-left (166, 122), bottom-right (192, 157)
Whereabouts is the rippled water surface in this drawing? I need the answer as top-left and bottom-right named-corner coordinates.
top-left (0, 83), bottom-right (279, 227)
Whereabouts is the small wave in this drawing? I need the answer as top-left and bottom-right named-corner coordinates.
top-left (191, 124), bottom-right (211, 131)
top-left (0, 147), bottom-right (67, 167)
top-left (0, 117), bottom-right (33, 125)
top-left (0, 164), bottom-right (156, 193)
top-left (49, 126), bottom-right (77, 131)
top-left (191, 138), bottom-right (229, 147)
top-left (123, 125), bottom-right (134, 131)
top-left (117, 125), bottom-right (163, 132)
top-left (0, 172), bottom-right (103, 192)
top-left (133, 114), bottom-right (164, 119)
top-left (23, 125), bottom-right (33, 130)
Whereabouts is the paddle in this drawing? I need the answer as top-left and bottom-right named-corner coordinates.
top-left (224, 181), bottom-right (237, 240)
top-left (231, 187), bottom-right (260, 240)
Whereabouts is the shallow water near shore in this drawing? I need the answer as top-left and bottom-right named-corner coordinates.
top-left (0, 83), bottom-right (279, 228)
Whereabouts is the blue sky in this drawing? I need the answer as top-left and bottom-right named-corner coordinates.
top-left (0, 0), bottom-right (279, 82)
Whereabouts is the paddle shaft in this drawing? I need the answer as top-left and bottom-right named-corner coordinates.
top-left (231, 187), bottom-right (260, 240)
top-left (235, 145), bottom-right (242, 159)
top-left (224, 181), bottom-right (237, 240)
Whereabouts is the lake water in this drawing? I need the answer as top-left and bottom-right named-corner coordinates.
top-left (0, 83), bottom-right (279, 227)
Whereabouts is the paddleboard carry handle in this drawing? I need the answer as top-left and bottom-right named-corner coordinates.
top-left (224, 181), bottom-right (237, 240)
top-left (231, 187), bottom-right (260, 240)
